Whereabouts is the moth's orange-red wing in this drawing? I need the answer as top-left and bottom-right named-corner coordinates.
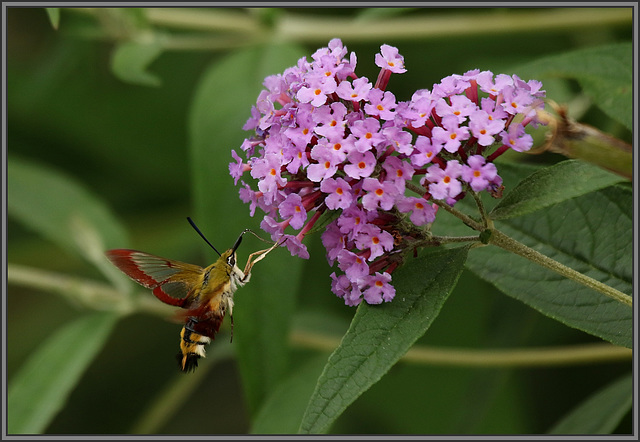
top-left (105, 249), bottom-right (203, 307)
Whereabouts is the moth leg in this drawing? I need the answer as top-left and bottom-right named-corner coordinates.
top-left (242, 238), bottom-right (287, 275)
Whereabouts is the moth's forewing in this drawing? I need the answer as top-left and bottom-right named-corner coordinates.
top-left (105, 249), bottom-right (204, 306)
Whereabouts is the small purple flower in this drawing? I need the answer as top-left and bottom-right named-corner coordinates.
top-left (500, 123), bottom-right (534, 152)
top-left (336, 76), bottom-right (372, 102)
top-left (337, 206), bottom-right (371, 238)
top-left (321, 220), bottom-right (345, 264)
top-left (396, 196), bottom-right (437, 226)
top-left (282, 143), bottom-right (310, 174)
top-left (297, 75), bottom-right (337, 107)
top-left (476, 71), bottom-right (512, 96)
top-left (229, 150), bottom-right (246, 185)
top-left (375, 44), bottom-right (407, 73)
top-left (425, 161), bottom-right (463, 201)
top-left (250, 154), bottom-right (287, 199)
top-left (313, 102), bottom-right (348, 140)
top-left (278, 193), bottom-right (307, 230)
top-left (361, 178), bottom-right (398, 211)
top-left (344, 150), bottom-right (376, 179)
top-left (461, 155), bottom-right (499, 192)
top-left (435, 94), bottom-right (475, 123)
top-left (501, 85), bottom-right (534, 116)
top-left (350, 117), bottom-right (385, 153)
top-left (382, 155), bottom-right (414, 192)
top-left (238, 181), bottom-right (259, 217)
top-left (321, 177), bottom-right (354, 210)
top-left (362, 272), bottom-right (395, 304)
top-left (284, 104), bottom-right (318, 148)
top-left (432, 115), bottom-right (470, 153)
top-left (337, 249), bottom-right (370, 281)
top-left (410, 135), bottom-right (443, 168)
top-left (331, 272), bottom-right (362, 306)
top-left (480, 97), bottom-right (508, 121)
top-left (364, 88), bottom-right (397, 121)
top-left (354, 224), bottom-right (394, 261)
top-left (281, 233), bottom-right (310, 259)
top-left (432, 74), bottom-right (469, 98)
top-left (382, 125), bottom-right (414, 155)
top-left (468, 110), bottom-right (505, 146)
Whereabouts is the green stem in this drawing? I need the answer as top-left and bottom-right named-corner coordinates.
top-left (470, 190), bottom-right (491, 229)
top-left (431, 235), bottom-right (481, 244)
top-left (432, 199), bottom-right (484, 231)
top-left (7, 263), bottom-right (174, 317)
top-left (488, 229), bottom-right (632, 307)
top-left (290, 330), bottom-right (631, 367)
top-left (67, 8), bottom-right (631, 48)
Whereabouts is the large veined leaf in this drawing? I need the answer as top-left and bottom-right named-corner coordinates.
top-left (489, 160), bottom-right (622, 220)
top-left (299, 245), bottom-right (469, 434)
top-left (470, 185), bottom-right (632, 348)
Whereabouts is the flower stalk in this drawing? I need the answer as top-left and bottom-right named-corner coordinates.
top-left (488, 229), bottom-right (632, 307)
top-left (433, 200), bottom-right (632, 307)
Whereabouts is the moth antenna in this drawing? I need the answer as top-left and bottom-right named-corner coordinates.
top-left (187, 217), bottom-right (221, 257)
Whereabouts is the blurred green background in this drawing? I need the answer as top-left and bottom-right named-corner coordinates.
top-left (6, 7), bottom-right (632, 434)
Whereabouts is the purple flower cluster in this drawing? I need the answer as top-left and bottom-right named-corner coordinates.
top-left (230, 39), bottom-right (545, 306)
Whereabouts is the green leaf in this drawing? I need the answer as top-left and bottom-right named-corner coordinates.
top-left (298, 246), bottom-right (469, 434)
top-left (251, 355), bottom-right (329, 434)
top-left (468, 185), bottom-right (632, 348)
top-left (45, 8), bottom-right (60, 30)
top-left (7, 156), bottom-right (129, 264)
top-left (489, 159), bottom-right (623, 220)
top-left (514, 42), bottom-right (632, 130)
top-left (188, 42), bottom-right (307, 415)
top-left (548, 373), bottom-right (632, 434)
top-left (8, 312), bottom-right (119, 434)
top-left (110, 35), bottom-right (164, 87)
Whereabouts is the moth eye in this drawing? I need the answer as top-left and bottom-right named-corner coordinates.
top-left (227, 253), bottom-right (236, 267)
